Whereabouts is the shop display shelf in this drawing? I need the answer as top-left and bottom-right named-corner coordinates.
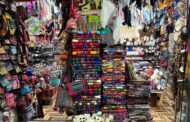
top-left (72, 35), bottom-right (102, 113)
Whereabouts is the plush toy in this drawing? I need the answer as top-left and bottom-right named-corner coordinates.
top-left (73, 112), bottom-right (114, 122)
top-left (105, 114), bottom-right (114, 122)
top-left (150, 69), bottom-right (166, 91)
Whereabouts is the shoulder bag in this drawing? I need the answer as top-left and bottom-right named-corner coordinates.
top-left (67, 64), bottom-right (87, 97)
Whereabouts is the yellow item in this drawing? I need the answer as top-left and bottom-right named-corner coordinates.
top-left (159, 2), bottom-right (165, 10)
top-left (164, 0), bottom-right (172, 5)
top-left (91, 51), bottom-right (98, 55)
top-left (72, 52), bottom-right (77, 55)
top-left (5, 12), bottom-right (16, 35)
top-left (148, 5), bottom-right (152, 10)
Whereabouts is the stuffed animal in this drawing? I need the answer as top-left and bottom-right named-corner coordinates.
top-left (150, 69), bottom-right (166, 91)
top-left (73, 112), bottom-right (114, 122)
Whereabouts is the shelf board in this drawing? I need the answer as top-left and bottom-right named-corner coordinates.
top-left (151, 90), bottom-right (164, 94)
top-left (126, 55), bottom-right (145, 57)
top-left (126, 45), bottom-right (155, 47)
top-left (130, 76), bottom-right (149, 82)
top-left (125, 59), bottom-right (155, 61)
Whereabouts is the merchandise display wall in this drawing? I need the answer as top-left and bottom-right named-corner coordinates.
top-left (101, 46), bottom-right (127, 121)
top-left (0, 0), bottom-right (189, 121)
top-left (72, 32), bottom-right (102, 113)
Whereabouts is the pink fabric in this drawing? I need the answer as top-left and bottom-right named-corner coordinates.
top-left (187, 36), bottom-right (190, 53)
top-left (27, 2), bottom-right (33, 13)
top-left (119, 3), bottom-right (124, 21)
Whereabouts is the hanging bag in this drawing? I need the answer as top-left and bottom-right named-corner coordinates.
top-left (5, 12), bottom-right (16, 35)
top-left (0, 14), bottom-right (7, 38)
top-left (12, 76), bottom-right (20, 90)
top-left (0, 0), bottom-right (7, 6)
top-left (0, 76), bottom-right (10, 88)
top-left (17, 96), bottom-right (29, 112)
top-left (88, 15), bottom-right (101, 31)
top-left (0, 94), bottom-right (6, 110)
top-left (100, 26), bottom-right (114, 45)
top-left (6, 93), bottom-right (15, 109)
top-left (17, 6), bottom-right (29, 21)
top-left (66, 18), bottom-right (77, 30)
top-left (49, 77), bottom-right (61, 86)
top-left (67, 64), bottom-right (87, 97)
top-left (21, 84), bottom-right (30, 95)
top-left (58, 88), bottom-right (74, 109)
top-left (58, 66), bottom-right (73, 108)
top-left (69, 0), bottom-right (81, 20)
top-left (9, 46), bottom-right (17, 55)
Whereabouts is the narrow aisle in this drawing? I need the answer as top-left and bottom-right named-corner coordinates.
top-left (150, 87), bottom-right (174, 122)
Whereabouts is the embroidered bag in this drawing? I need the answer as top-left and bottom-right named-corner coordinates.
top-left (0, 76), bottom-right (10, 88)
top-left (6, 93), bottom-right (14, 109)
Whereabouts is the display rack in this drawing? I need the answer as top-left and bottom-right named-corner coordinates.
top-left (72, 31), bottom-right (102, 113)
top-left (101, 46), bottom-right (128, 121)
top-left (127, 78), bottom-right (152, 121)
top-left (125, 39), bottom-right (154, 121)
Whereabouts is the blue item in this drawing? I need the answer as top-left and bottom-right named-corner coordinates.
top-left (26, 69), bottom-right (33, 76)
top-left (128, 47), bottom-right (133, 51)
top-left (5, 80), bottom-right (13, 92)
top-left (49, 78), bottom-right (60, 86)
top-left (21, 85), bottom-right (30, 95)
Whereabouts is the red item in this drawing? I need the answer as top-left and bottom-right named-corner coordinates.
top-left (22, 75), bottom-right (29, 81)
top-left (6, 93), bottom-right (15, 109)
top-left (30, 76), bottom-right (37, 84)
top-left (25, 93), bottom-right (32, 101)
top-left (43, 88), bottom-right (56, 98)
top-left (69, 0), bottom-right (76, 18)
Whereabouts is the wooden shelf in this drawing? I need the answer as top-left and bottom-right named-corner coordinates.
top-left (126, 45), bottom-right (155, 47)
top-left (151, 90), bottom-right (164, 94)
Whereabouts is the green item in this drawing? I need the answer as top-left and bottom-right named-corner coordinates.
top-left (128, 63), bottom-right (136, 80)
top-left (100, 27), bottom-right (114, 45)
top-left (88, 15), bottom-right (100, 23)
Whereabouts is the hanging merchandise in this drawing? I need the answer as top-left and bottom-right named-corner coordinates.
top-left (87, 15), bottom-right (101, 32)
top-left (69, 0), bottom-right (81, 21)
top-left (66, 18), bottom-right (77, 30)
top-left (0, 0), bottom-right (187, 121)
top-left (0, 1), bottom-right (33, 120)
top-left (79, 0), bottom-right (101, 11)
top-left (0, 14), bottom-right (8, 38)
top-left (17, 6), bottom-right (29, 21)
top-left (39, 0), bottom-right (52, 21)
top-left (101, 0), bottom-right (121, 44)
top-left (122, 5), bottom-right (131, 26)
top-left (25, 17), bottom-right (41, 35)
top-left (58, 88), bottom-right (74, 109)
top-left (100, 26), bottom-right (115, 45)
top-left (58, 0), bottom-right (71, 36)
top-left (67, 68), bottom-right (87, 97)
top-left (60, 50), bottom-right (69, 63)
top-left (77, 14), bottom-right (101, 32)
top-left (5, 12), bottom-right (16, 36)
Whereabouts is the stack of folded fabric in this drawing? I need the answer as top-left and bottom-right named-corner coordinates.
top-left (72, 31), bottom-right (102, 113)
top-left (127, 81), bottom-right (153, 121)
top-left (101, 46), bottom-right (128, 121)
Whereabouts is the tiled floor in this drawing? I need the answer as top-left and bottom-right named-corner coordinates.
top-left (150, 89), bottom-right (175, 122)
top-left (36, 88), bottom-right (174, 121)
